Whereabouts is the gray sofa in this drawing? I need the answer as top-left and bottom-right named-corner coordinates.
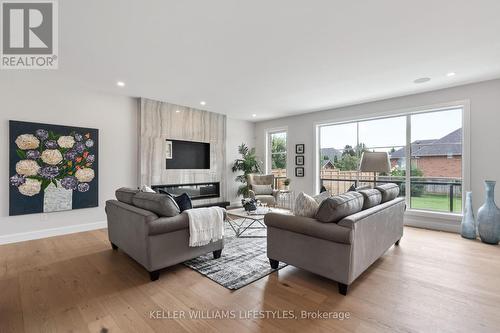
top-left (105, 188), bottom-right (224, 281)
top-left (264, 196), bottom-right (405, 295)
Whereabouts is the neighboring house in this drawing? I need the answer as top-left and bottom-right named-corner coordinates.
top-left (322, 160), bottom-right (336, 169)
top-left (390, 128), bottom-right (462, 178)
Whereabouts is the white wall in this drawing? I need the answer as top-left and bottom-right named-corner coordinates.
top-left (0, 74), bottom-right (138, 244)
top-left (255, 78), bottom-right (500, 229)
top-left (226, 118), bottom-right (255, 206)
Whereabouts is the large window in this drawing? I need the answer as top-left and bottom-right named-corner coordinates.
top-left (268, 131), bottom-right (287, 183)
top-left (318, 107), bottom-right (463, 215)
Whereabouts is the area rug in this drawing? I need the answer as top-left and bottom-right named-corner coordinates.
top-left (184, 222), bottom-right (287, 290)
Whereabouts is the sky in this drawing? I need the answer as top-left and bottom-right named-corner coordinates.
top-left (320, 108), bottom-right (462, 150)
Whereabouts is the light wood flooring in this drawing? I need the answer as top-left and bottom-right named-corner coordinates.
top-left (1, 227), bottom-right (499, 333)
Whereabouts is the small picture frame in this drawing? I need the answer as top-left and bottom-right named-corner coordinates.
top-left (296, 144), bottom-right (305, 154)
top-left (295, 167), bottom-right (304, 177)
top-left (166, 140), bottom-right (173, 159)
top-left (295, 155), bottom-right (304, 165)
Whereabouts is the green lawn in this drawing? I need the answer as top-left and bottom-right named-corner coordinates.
top-left (410, 194), bottom-right (462, 213)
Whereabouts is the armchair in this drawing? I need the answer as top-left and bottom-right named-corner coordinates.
top-left (247, 174), bottom-right (279, 206)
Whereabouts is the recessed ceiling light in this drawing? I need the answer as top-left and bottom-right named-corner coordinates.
top-left (446, 72), bottom-right (456, 77)
top-left (116, 81), bottom-right (125, 87)
top-left (200, 101), bottom-right (206, 106)
top-left (252, 114), bottom-right (257, 118)
top-left (175, 110), bottom-right (181, 113)
top-left (414, 77), bottom-right (431, 84)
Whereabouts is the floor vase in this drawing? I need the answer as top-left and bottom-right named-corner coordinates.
top-left (477, 181), bottom-right (500, 245)
top-left (461, 192), bottom-right (476, 239)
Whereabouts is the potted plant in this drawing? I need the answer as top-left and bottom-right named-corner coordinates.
top-left (241, 198), bottom-right (257, 212)
top-left (231, 143), bottom-right (263, 197)
top-left (283, 178), bottom-right (291, 191)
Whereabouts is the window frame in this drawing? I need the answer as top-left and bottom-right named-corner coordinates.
top-left (266, 128), bottom-right (288, 176)
top-left (314, 100), bottom-right (470, 229)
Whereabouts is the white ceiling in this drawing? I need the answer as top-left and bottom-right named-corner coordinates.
top-left (32, 1), bottom-right (500, 120)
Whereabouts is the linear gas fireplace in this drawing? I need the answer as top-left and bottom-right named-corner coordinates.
top-left (152, 182), bottom-right (220, 200)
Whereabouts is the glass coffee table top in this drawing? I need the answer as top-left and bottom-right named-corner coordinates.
top-left (226, 207), bottom-right (292, 238)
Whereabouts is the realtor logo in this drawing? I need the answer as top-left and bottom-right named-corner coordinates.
top-left (1, 0), bottom-right (58, 69)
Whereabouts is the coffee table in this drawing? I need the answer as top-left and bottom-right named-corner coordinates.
top-left (226, 207), bottom-right (292, 238)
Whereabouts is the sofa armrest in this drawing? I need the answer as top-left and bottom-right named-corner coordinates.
top-left (105, 200), bottom-right (159, 269)
top-left (337, 197), bottom-right (405, 284)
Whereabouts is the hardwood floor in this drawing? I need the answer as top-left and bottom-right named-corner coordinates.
top-left (1, 227), bottom-right (499, 333)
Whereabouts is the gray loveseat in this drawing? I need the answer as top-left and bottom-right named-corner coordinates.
top-left (265, 191), bottom-right (405, 295)
top-left (105, 188), bottom-right (224, 281)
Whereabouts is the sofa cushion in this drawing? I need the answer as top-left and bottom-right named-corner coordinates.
top-left (248, 174), bottom-right (274, 186)
top-left (358, 189), bottom-right (382, 209)
top-left (148, 212), bottom-right (189, 235)
top-left (264, 212), bottom-right (352, 244)
top-left (255, 195), bottom-right (276, 206)
top-left (315, 191), bottom-right (364, 223)
top-left (115, 187), bottom-right (139, 205)
top-left (294, 192), bottom-right (319, 217)
top-left (313, 191), bottom-right (330, 204)
top-left (375, 183), bottom-right (400, 203)
top-left (253, 184), bottom-right (273, 195)
top-left (132, 192), bottom-right (180, 217)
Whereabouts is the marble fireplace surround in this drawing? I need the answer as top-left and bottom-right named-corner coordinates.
top-left (139, 98), bottom-right (227, 205)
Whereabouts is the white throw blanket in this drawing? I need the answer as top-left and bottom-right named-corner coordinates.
top-left (186, 207), bottom-right (225, 247)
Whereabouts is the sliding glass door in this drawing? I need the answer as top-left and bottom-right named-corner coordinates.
top-left (318, 107), bottom-right (464, 215)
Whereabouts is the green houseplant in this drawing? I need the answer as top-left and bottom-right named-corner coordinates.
top-left (231, 143), bottom-right (263, 197)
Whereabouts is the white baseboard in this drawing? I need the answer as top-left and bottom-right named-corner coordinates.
top-left (0, 221), bottom-right (107, 245)
top-left (404, 213), bottom-right (460, 233)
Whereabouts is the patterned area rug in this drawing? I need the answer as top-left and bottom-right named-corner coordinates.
top-left (184, 221), bottom-right (287, 290)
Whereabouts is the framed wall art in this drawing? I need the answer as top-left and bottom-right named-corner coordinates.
top-left (9, 120), bottom-right (99, 216)
top-left (295, 167), bottom-right (304, 177)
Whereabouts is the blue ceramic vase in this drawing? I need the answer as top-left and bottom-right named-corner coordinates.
top-left (477, 180), bottom-right (500, 245)
top-left (461, 192), bottom-right (476, 239)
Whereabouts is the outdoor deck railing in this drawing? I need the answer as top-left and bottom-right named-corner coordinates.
top-left (320, 177), bottom-right (462, 213)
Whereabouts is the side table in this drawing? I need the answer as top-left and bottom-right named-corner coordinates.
top-left (277, 190), bottom-right (295, 210)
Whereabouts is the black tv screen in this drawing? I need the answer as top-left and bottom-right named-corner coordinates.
top-left (166, 139), bottom-right (210, 169)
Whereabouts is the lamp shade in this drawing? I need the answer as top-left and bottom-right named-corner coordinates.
top-left (359, 152), bottom-right (391, 173)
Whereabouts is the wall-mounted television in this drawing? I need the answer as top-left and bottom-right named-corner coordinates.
top-left (165, 139), bottom-right (210, 169)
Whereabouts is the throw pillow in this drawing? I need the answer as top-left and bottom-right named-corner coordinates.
top-left (294, 192), bottom-right (319, 218)
top-left (313, 191), bottom-right (330, 204)
top-left (315, 191), bottom-right (364, 223)
top-left (253, 184), bottom-right (273, 195)
top-left (132, 192), bottom-right (180, 217)
top-left (140, 184), bottom-right (155, 193)
top-left (357, 189), bottom-right (382, 209)
top-left (375, 183), bottom-right (400, 203)
top-left (159, 190), bottom-right (192, 212)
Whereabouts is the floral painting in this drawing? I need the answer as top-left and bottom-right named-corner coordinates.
top-left (9, 121), bottom-right (98, 216)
